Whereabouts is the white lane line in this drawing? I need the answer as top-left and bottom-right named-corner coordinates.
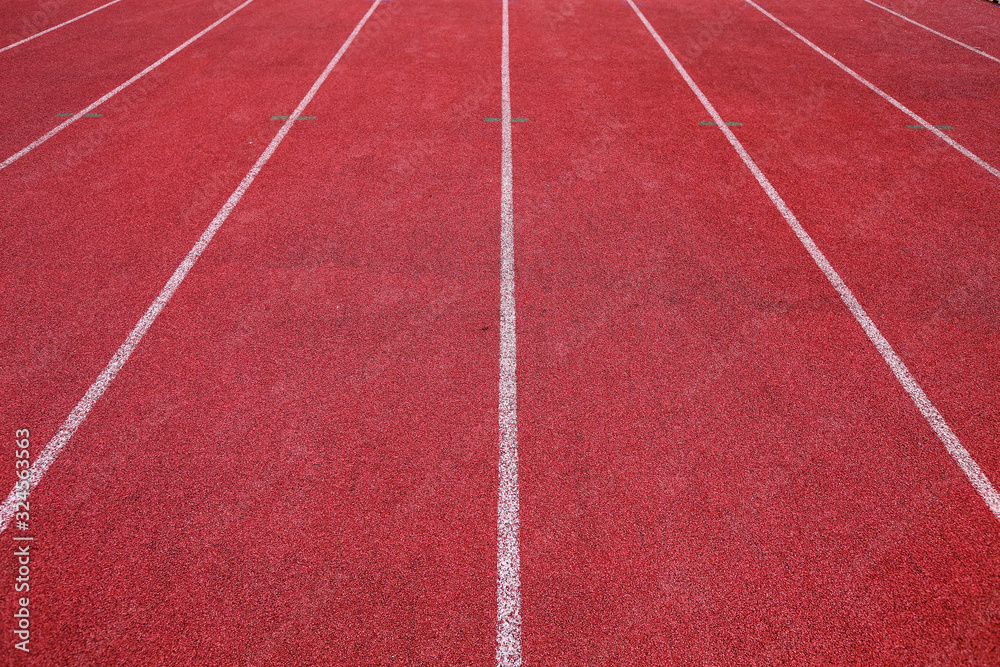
top-left (625, 0), bottom-right (1000, 521)
top-left (496, 0), bottom-right (522, 663)
top-left (0, 0), bottom-right (126, 55)
top-left (860, 0), bottom-right (1000, 65)
top-left (0, 0), bottom-right (384, 534)
top-left (742, 0), bottom-right (1000, 183)
top-left (0, 0), bottom-right (256, 172)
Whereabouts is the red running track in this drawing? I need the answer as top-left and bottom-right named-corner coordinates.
top-left (0, 0), bottom-right (121, 48)
top-left (0, 0), bottom-right (260, 157)
top-left (1, 0), bottom-right (999, 663)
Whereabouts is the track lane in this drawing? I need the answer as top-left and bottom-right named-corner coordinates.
top-left (856, 0), bottom-right (1000, 58)
top-left (632, 0), bottom-right (1000, 497)
top-left (0, 0), bottom-right (120, 46)
top-left (0, 0), bottom-right (255, 159)
top-left (858, 0), bottom-right (1000, 65)
top-left (0, 0), bottom-right (383, 562)
top-left (510, 0), bottom-right (1000, 662)
top-left (0, 0), bottom-right (126, 55)
top-left (742, 0), bottom-right (1000, 169)
top-left (3, 0), bottom-right (502, 661)
top-left (631, 0), bottom-right (1000, 518)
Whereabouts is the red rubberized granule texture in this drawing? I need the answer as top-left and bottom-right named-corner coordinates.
top-left (1, 0), bottom-right (999, 663)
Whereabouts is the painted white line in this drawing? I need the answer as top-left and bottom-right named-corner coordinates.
top-left (860, 0), bottom-right (1000, 65)
top-left (496, 0), bottom-right (522, 664)
top-left (0, 0), bottom-right (384, 534)
top-left (0, 0), bottom-right (126, 55)
top-left (0, 0), bottom-right (257, 172)
top-left (742, 0), bottom-right (1000, 183)
top-left (626, 0), bottom-right (1000, 521)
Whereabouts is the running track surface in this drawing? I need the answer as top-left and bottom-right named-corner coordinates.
top-left (1, 0), bottom-right (999, 663)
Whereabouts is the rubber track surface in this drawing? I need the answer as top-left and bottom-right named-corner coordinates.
top-left (1, 0), bottom-right (999, 663)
